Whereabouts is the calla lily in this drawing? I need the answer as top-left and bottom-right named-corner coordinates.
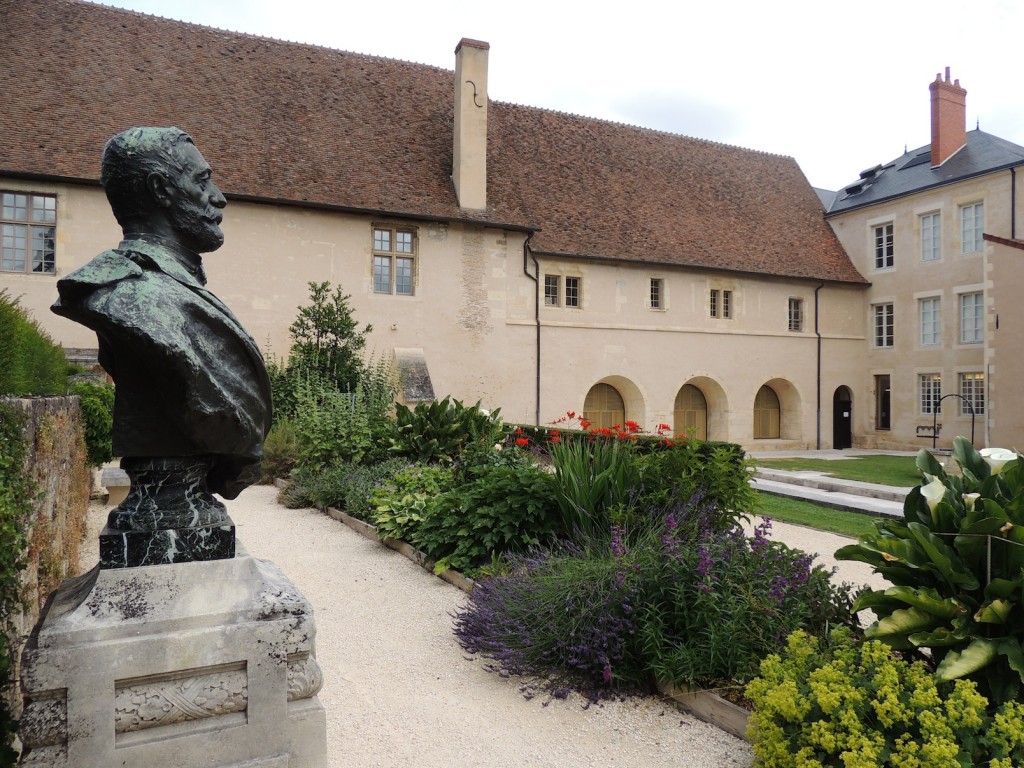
top-left (980, 448), bottom-right (1017, 475)
top-left (921, 476), bottom-right (946, 512)
top-left (962, 493), bottom-right (980, 511)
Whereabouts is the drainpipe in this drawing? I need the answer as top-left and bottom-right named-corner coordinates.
top-left (815, 282), bottom-right (825, 450)
top-left (1013, 167), bottom-right (1017, 240)
top-left (521, 233), bottom-right (540, 423)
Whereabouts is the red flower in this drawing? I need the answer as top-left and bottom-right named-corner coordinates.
top-left (610, 423), bottom-right (621, 431)
top-left (514, 427), bottom-right (523, 435)
top-left (657, 423), bottom-right (672, 432)
top-left (515, 437), bottom-right (529, 447)
top-left (567, 411), bottom-right (576, 419)
top-left (625, 420), bottom-right (640, 433)
top-left (661, 438), bottom-right (674, 448)
top-left (579, 419), bottom-right (592, 430)
top-left (550, 435), bottom-right (561, 444)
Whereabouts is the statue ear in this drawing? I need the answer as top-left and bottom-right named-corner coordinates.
top-left (146, 171), bottom-right (175, 209)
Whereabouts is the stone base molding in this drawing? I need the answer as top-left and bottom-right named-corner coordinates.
top-left (19, 547), bottom-right (327, 767)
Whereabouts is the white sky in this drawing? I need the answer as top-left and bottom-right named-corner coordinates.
top-left (93, 0), bottom-right (1024, 191)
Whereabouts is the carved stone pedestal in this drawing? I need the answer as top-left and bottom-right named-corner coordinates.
top-left (19, 549), bottom-right (327, 767)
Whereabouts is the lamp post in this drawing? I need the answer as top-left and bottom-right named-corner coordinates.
top-left (932, 393), bottom-right (976, 450)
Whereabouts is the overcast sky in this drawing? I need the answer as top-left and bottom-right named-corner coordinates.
top-left (93, 0), bottom-right (1024, 191)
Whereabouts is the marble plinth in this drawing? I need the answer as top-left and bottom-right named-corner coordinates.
top-left (19, 549), bottom-right (327, 767)
top-left (102, 456), bottom-right (236, 568)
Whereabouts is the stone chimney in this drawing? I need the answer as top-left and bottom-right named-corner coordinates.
top-left (452, 38), bottom-right (489, 210)
top-left (929, 67), bottom-right (967, 167)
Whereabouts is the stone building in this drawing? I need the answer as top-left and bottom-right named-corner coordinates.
top-left (3, 0), bottom-right (886, 449)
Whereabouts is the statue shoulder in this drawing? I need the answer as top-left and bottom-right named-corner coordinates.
top-left (58, 249), bottom-right (144, 289)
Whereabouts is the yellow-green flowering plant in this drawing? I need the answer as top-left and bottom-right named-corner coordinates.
top-left (746, 628), bottom-right (1024, 767)
top-left (836, 437), bottom-right (1024, 704)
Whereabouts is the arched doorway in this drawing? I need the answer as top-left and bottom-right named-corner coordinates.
top-left (753, 385), bottom-right (781, 439)
top-left (833, 386), bottom-right (853, 449)
top-left (584, 383), bottom-right (625, 429)
top-left (674, 384), bottom-right (708, 440)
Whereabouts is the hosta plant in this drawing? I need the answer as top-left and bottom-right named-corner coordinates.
top-left (836, 437), bottom-right (1024, 704)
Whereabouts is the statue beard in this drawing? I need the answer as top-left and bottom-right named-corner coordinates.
top-left (171, 198), bottom-right (224, 254)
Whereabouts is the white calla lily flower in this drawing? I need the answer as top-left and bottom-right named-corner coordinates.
top-left (921, 476), bottom-right (946, 512)
top-left (980, 448), bottom-right (1017, 475)
top-left (962, 492), bottom-right (981, 511)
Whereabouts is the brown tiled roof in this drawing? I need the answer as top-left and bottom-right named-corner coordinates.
top-left (0, 0), bottom-right (866, 284)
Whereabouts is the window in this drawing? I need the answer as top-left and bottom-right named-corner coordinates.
top-left (873, 303), bottom-right (894, 348)
top-left (961, 202), bottom-right (984, 253)
top-left (674, 384), bottom-right (707, 440)
top-left (920, 212), bottom-right (941, 261)
top-left (372, 226), bottom-right (415, 295)
top-left (565, 276), bottom-right (581, 308)
top-left (583, 383), bottom-right (624, 430)
top-left (711, 288), bottom-right (732, 319)
top-left (1, 191), bottom-right (56, 274)
top-left (919, 297), bottom-right (941, 346)
top-left (873, 222), bottom-right (894, 269)
top-left (650, 278), bottom-right (663, 309)
top-left (960, 292), bottom-right (983, 343)
top-left (920, 374), bottom-right (942, 415)
top-left (959, 372), bottom-right (985, 416)
top-left (788, 298), bottom-right (803, 332)
top-left (875, 374), bottom-right (891, 430)
top-left (753, 385), bottom-right (781, 439)
top-left (544, 275), bottom-right (559, 306)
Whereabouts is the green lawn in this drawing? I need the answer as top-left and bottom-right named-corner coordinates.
top-left (752, 491), bottom-right (880, 538)
top-left (753, 454), bottom-right (922, 487)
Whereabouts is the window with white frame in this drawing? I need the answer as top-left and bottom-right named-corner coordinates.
top-left (650, 278), bottom-right (663, 309)
top-left (873, 222), bottom-right (894, 269)
top-left (959, 372), bottom-right (985, 416)
top-left (873, 303), bottom-right (894, 348)
top-left (565, 276), bottom-right (581, 308)
top-left (919, 297), bottom-right (941, 347)
top-left (722, 290), bottom-right (732, 318)
top-left (961, 202), bottom-right (984, 253)
top-left (544, 275), bottom-right (559, 306)
top-left (919, 373), bottom-right (942, 415)
top-left (920, 212), bottom-right (941, 261)
top-left (960, 292), bottom-right (984, 343)
top-left (709, 289), bottom-right (719, 318)
top-left (788, 297), bottom-right (803, 332)
top-left (2, 191), bottom-right (56, 274)
top-left (372, 226), bottom-right (415, 295)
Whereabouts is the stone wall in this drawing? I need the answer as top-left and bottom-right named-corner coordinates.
top-left (4, 397), bottom-right (90, 628)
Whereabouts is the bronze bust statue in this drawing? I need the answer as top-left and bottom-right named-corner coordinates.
top-left (53, 127), bottom-right (272, 567)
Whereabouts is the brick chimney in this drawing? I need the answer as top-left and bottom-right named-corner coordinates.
top-left (929, 67), bottom-right (967, 167)
top-left (452, 38), bottom-right (489, 210)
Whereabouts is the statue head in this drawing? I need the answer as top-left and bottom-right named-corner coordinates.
top-left (101, 126), bottom-right (227, 253)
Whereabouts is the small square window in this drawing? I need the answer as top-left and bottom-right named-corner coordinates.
top-left (372, 226), bottom-right (416, 295)
top-left (1, 192), bottom-right (56, 274)
top-left (544, 275), bottom-right (559, 307)
top-left (565, 276), bottom-right (581, 308)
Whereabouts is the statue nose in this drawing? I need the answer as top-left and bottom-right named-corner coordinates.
top-left (210, 188), bottom-right (227, 208)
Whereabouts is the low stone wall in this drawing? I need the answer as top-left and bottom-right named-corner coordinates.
top-left (5, 397), bottom-right (91, 624)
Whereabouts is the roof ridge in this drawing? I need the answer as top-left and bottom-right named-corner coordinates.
top-left (75, 0), bottom-right (454, 74)
top-left (493, 99), bottom-right (792, 160)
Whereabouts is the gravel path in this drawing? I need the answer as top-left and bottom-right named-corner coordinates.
top-left (79, 487), bottom-right (891, 767)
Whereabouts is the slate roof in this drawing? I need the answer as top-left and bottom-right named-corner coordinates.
top-left (0, 0), bottom-right (866, 285)
top-left (827, 130), bottom-right (1024, 215)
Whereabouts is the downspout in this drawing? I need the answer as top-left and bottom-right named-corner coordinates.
top-left (1012, 167), bottom-right (1017, 240)
top-left (522, 233), bottom-right (540, 424)
top-left (815, 282), bottom-right (825, 450)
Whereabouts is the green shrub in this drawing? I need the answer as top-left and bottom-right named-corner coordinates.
top-left (390, 396), bottom-right (502, 464)
top-left (746, 627), bottom-right (1024, 767)
top-left (0, 290), bottom-right (68, 396)
top-left (413, 462), bottom-right (561, 576)
top-left (0, 403), bottom-right (32, 762)
top-left (68, 379), bottom-right (114, 467)
top-left (550, 435), bottom-right (639, 543)
top-left (298, 457), bottom-right (409, 519)
top-left (370, 464), bottom-right (454, 542)
top-left (260, 419), bottom-right (299, 483)
top-left (837, 437), bottom-right (1024, 704)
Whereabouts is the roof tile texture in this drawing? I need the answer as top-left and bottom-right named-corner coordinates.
top-left (1, 0), bottom-right (866, 284)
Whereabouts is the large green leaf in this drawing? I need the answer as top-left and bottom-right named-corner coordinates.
top-left (935, 638), bottom-right (999, 682)
top-left (986, 577), bottom-right (1023, 600)
top-left (871, 585), bottom-right (965, 620)
top-left (975, 599), bottom-right (1013, 624)
top-left (909, 627), bottom-right (970, 648)
top-left (954, 436), bottom-right (990, 487)
top-left (999, 638), bottom-right (1024, 684)
top-left (866, 607), bottom-right (940, 641)
top-left (917, 448), bottom-right (947, 479)
top-left (907, 522), bottom-right (979, 589)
